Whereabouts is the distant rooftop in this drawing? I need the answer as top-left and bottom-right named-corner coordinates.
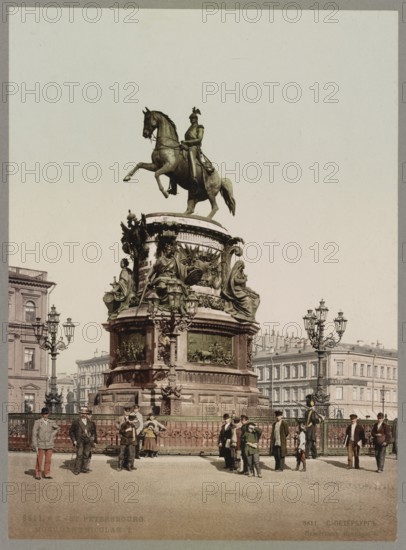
top-left (9, 266), bottom-right (55, 287)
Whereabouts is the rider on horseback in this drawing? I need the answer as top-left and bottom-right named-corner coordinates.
top-left (179, 107), bottom-right (214, 187)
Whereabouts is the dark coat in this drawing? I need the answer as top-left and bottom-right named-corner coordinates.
top-left (119, 421), bottom-right (137, 446)
top-left (344, 423), bottom-right (366, 447)
top-left (371, 421), bottom-right (391, 447)
top-left (270, 420), bottom-right (289, 457)
top-left (70, 418), bottom-right (97, 445)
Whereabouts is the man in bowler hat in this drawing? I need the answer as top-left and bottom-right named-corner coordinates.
top-left (32, 407), bottom-right (59, 480)
top-left (371, 412), bottom-right (392, 473)
top-left (344, 414), bottom-right (366, 469)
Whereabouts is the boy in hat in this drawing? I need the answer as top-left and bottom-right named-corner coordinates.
top-left (118, 413), bottom-right (138, 471)
top-left (371, 412), bottom-right (392, 473)
top-left (270, 411), bottom-right (289, 471)
top-left (241, 422), bottom-right (262, 477)
top-left (70, 407), bottom-right (97, 475)
top-left (32, 407), bottom-right (59, 480)
top-left (344, 414), bottom-right (366, 469)
top-left (295, 422), bottom-right (306, 472)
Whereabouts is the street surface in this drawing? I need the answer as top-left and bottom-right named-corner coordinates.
top-left (7, 452), bottom-right (397, 540)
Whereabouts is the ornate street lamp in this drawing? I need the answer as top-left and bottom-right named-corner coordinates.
top-left (32, 305), bottom-right (75, 413)
top-left (147, 280), bottom-right (198, 414)
top-left (303, 299), bottom-right (347, 416)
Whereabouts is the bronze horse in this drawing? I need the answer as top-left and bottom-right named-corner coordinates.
top-left (123, 109), bottom-right (236, 219)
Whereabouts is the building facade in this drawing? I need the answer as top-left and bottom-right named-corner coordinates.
top-left (8, 267), bottom-right (55, 413)
top-left (253, 333), bottom-right (397, 420)
top-left (76, 351), bottom-right (110, 409)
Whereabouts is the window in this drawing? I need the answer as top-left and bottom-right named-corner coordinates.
top-left (292, 365), bottom-right (298, 379)
top-left (374, 365), bottom-right (378, 378)
top-left (335, 409), bottom-right (344, 419)
top-left (367, 365), bottom-right (371, 377)
top-left (387, 367), bottom-right (391, 380)
top-left (284, 388), bottom-right (290, 402)
top-left (302, 364), bottom-right (307, 378)
top-left (360, 364), bottom-right (364, 377)
top-left (393, 368), bottom-right (397, 380)
top-left (352, 386), bottom-right (358, 400)
top-left (257, 368), bottom-right (262, 381)
top-left (360, 387), bottom-right (364, 401)
top-left (311, 363), bottom-right (317, 377)
top-left (380, 367), bottom-right (384, 379)
top-left (335, 386), bottom-right (343, 400)
top-left (336, 362), bottom-right (343, 376)
top-left (24, 348), bottom-right (35, 369)
top-left (366, 388), bottom-right (371, 402)
top-left (274, 366), bottom-right (280, 380)
top-left (393, 390), bottom-right (397, 403)
top-left (24, 301), bottom-right (36, 322)
top-left (353, 363), bottom-right (357, 376)
top-left (300, 388), bottom-right (306, 400)
top-left (292, 387), bottom-right (298, 401)
top-left (374, 389), bottom-right (378, 402)
top-left (24, 393), bottom-right (35, 413)
top-left (274, 388), bottom-right (280, 402)
top-left (285, 409), bottom-right (290, 418)
top-left (284, 365), bottom-right (290, 379)
top-left (265, 368), bottom-right (270, 381)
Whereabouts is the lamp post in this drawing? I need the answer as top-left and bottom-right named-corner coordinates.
top-left (32, 305), bottom-right (75, 414)
top-left (380, 385), bottom-right (390, 417)
top-left (147, 280), bottom-right (198, 415)
top-left (303, 299), bottom-right (347, 417)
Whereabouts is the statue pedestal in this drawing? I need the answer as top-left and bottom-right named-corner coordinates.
top-left (96, 213), bottom-right (269, 417)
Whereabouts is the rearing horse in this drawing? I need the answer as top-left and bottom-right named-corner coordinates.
top-left (123, 109), bottom-right (236, 219)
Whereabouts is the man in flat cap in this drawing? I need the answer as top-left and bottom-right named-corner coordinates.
top-left (70, 407), bottom-right (97, 475)
top-left (32, 407), bottom-right (59, 480)
top-left (371, 412), bottom-right (392, 473)
top-left (344, 414), bottom-right (366, 469)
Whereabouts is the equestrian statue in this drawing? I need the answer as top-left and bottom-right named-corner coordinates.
top-left (123, 108), bottom-right (236, 219)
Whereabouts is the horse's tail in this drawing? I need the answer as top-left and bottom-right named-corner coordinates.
top-left (220, 178), bottom-right (236, 216)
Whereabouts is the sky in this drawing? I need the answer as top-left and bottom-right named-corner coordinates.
top-left (7, 8), bottom-right (397, 374)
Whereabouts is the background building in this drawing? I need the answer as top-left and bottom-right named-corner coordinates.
top-left (76, 350), bottom-right (109, 409)
top-left (253, 332), bottom-right (397, 420)
top-left (57, 372), bottom-right (78, 414)
top-left (8, 267), bottom-right (55, 412)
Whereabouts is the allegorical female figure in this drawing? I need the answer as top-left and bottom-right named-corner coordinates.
top-left (221, 260), bottom-right (260, 322)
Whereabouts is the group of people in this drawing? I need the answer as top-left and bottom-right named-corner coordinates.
top-left (32, 404), bottom-right (393, 479)
top-left (32, 405), bottom-right (167, 479)
top-left (218, 410), bottom-right (393, 476)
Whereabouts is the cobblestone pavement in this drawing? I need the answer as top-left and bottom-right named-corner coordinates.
top-left (7, 452), bottom-right (397, 540)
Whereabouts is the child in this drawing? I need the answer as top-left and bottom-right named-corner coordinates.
top-left (118, 413), bottom-right (137, 471)
top-left (295, 423), bottom-right (306, 472)
top-left (242, 422), bottom-right (262, 477)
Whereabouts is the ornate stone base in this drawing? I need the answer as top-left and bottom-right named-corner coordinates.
top-left (95, 213), bottom-right (269, 417)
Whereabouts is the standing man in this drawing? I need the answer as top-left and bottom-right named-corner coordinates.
top-left (32, 407), bottom-right (59, 480)
top-left (70, 407), bottom-right (97, 475)
top-left (304, 394), bottom-right (321, 459)
top-left (270, 411), bottom-right (290, 472)
top-left (344, 414), bottom-right (366, 470)
top-left (86, 409), bottom-right (98, 471)
top-left (239, 415), bottom-right (250, 475)
top-left (371, 412), bottom-right (392, 473)
top-left (133, 405), bottom-right (144, 459)
top-left (218, 413), bottom-right (232, 469)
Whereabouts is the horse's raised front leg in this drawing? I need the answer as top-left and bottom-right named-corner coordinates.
top-left (123, 162), bottom-right (157, 182)
top-left (154, 163), bottom-right (174, 199)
